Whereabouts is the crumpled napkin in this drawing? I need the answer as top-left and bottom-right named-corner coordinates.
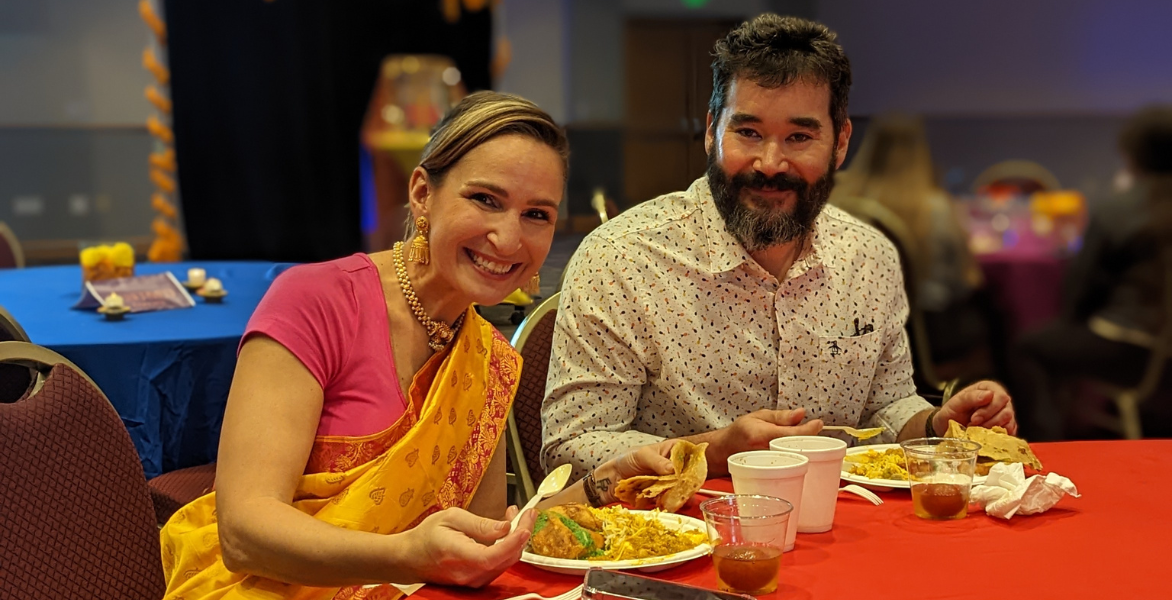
top-left (969, 462), bottom-right (1080, 519)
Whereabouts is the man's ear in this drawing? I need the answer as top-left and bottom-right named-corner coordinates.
top-left (834, 118), bottom-right (853, 169)
top-left (704, 111), bottom-right (716, 157)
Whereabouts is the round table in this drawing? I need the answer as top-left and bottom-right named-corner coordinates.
top-left (977, 251), bottom-right (1068, 340)
top-left (416, 440), bottom-right (1167, 600)
top-left (0, 261), bottom-right (284, 478)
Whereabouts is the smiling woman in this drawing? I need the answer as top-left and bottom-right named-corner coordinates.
top-left (156, 93), bottom-right (678, 600)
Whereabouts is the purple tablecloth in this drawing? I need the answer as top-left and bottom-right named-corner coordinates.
top-left (977, 251), bottom-right (1068, 340)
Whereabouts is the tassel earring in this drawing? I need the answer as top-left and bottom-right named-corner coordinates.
top-left (408, 216), bottom-right (430, 264)
top-left (523, 273), bottom-right (541, 296)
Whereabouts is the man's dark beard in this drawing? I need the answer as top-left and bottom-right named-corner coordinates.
top-left (707, 153), bottom-right (836, 252)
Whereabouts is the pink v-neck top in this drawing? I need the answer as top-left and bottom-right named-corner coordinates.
top-left (241, 253), bottom-right (407, 437)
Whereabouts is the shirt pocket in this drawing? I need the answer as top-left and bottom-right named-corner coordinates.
top-left (811, 331), bottom-right (884, 409)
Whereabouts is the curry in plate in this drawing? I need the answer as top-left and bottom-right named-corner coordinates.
top-left (528, 504), bottom-right (708, 562)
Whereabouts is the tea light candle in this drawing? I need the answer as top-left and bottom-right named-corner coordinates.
top-left (105, 292), bottom-right (125, 309)
top-left (203, 278), bottom-right (223, 293)
top-left (188, 268), bottom-right (207, 286)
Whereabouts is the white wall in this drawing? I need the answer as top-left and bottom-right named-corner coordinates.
top-left (0, 0), bottom-right (156, 244)
top-left (497, 0), bottom-right (572, 123)
top-left (819, 0), bottom-right (1172, 116)
top-left (0, 0), bottom-right (152, 124)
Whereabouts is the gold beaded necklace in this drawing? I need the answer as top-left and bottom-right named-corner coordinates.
top-left (392, 242), bottom-right (465, 352)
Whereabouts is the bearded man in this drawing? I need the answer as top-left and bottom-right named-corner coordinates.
top-left (541, 14), bottom-right (1016, 482)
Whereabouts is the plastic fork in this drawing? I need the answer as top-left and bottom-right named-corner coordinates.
top-left (501, 584), bottom-right (585, 600)
top-left (839, 484), bottom-right (883, 505)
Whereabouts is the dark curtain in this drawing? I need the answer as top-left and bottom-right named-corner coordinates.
top-left (164, 0), bottom-right (493, 262)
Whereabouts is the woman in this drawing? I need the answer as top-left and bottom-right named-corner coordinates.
top-left (161, 92), bottom-right (677, 599)
top-left (831, 114), bottom-right (987, 366)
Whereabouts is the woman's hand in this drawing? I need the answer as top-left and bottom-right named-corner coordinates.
top-left (609, 440), bottom-right (678, 480)
top-left (589, 440), bottom-right (682, 505)
top-left (397, 506), bottom-right (535, 588)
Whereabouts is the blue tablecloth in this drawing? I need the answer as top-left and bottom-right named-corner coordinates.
top-left (0, 261), bottom-right (286, 478)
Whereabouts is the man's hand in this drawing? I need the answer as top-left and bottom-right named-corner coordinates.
top-left (934, 381), bottom-right (1017, 436)
top-left (706, 408), bottom-right (823, 475)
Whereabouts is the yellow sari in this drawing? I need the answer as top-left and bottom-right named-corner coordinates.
top-left (160, 308), bottom-right (520, 600)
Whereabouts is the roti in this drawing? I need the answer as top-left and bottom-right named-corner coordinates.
top-left (613, 440), bottom-right (709, 512)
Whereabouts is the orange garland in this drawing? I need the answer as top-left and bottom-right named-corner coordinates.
top-left (140, 0), bottom-right (183, 262)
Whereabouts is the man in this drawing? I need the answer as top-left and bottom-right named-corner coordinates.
top-left (542, 14), bottom-right (1015, 480)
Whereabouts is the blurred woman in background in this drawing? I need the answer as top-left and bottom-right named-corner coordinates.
top-left (831, 114), bottom-right (988, 371)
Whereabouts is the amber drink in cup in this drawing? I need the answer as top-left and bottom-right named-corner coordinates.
top-left (899, 438), bottom-right (981, 520)
top-left (700, 495), bottom-right (792, 596)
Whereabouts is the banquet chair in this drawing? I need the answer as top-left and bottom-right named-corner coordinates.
top-left (971, 160), bottom-right (1061, 194)
top-left (0, 341), bottom-right (165, 599)
top-left (1080, 249), bottom-right (1172, 439)
top-left (148, 462), bottom-right (217, 525)
top-left (0, 221), bottom-right (24, 268)
top-left (833, 196), bottom-right (957, 398)
top-left (506, 292), bottom-right (560, 505)
top-left (0, 304), bottom-right (36, 402)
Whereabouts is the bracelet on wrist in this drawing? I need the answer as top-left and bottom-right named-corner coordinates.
top-left (583, 469), bottom-right (604, 508)
top-left (925, 407), bottom-right (941, 438)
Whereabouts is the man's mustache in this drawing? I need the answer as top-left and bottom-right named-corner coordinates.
top-left (731, 171), bottom-right (807, 193)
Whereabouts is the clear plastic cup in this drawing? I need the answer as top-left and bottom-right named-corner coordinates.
top-left (726, 450), bottom-right (807, 551)
top-left (700, 495), bottom-right (793, 596)
top-left (769, 436), bottom-right (848, 532)
top-left (899, 437), bottom-right (982, 520)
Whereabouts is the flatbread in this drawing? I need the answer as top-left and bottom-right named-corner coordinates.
top-left (944, 420), bottom-right (1043, 471)
top-left (611, 441), bottom-right (708, 512)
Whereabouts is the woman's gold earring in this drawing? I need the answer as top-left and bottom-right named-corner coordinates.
top-left (523, 273), bottom-right (541, 296)
top-left (408, 216), bottom-right (430, 264)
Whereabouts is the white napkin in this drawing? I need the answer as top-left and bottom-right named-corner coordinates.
top-left (969, 462), bottom-right (1080, 519)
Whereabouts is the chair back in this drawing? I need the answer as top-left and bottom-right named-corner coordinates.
top-left (1126, 248), bottom-right (1172, 417)
top-left (971, 160), bottom-right (1061, 194)
top-left (0, 221), bottom-right (24, 268)
top-left (0, 304), bottom-right (34, 402)
top-left (0, 341), bottom-right (165, 599)
top-left (834, 196), bottom-right (942, 393)
top-left (506, 292), bottom-right (560, 504)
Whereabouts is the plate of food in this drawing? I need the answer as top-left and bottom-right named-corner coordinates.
top-left (521, 504), bottom-right (711, 575)
top-left (840, 422), bottom-right (1043, 491)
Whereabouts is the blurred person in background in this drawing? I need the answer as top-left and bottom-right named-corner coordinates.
top-left (1012, 105), bottom-right (1172, 440)
top-left (831, 115), bottom-right (989, 372)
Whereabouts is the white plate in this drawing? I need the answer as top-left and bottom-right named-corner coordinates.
top-left (520, 510), bottom-right (711, 576)
top-left (840, 443), bottom-right (988, 491)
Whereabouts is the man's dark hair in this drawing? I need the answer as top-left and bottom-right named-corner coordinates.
top-left (1120, 105), bottom-right (1172, 175)
top-left (709, 14), bottom-right (851, 136)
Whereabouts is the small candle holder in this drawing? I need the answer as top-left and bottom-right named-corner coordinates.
top-left (183, 267), bottom-right (207, 291)
top-left (197, 288), bottom-right (228, 304)
top-left (97, 305), bottom-right (131, 321)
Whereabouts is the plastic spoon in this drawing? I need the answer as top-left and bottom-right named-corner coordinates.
top-left (822, 425), bottom-right (886, 440)
top-left (509, 463), bottom-right (573, 533)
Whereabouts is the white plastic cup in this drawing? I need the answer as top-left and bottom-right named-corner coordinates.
top-left (769, 436), bottom-right (849, 533)
top-left (726, 450), bottom-right (808, 552)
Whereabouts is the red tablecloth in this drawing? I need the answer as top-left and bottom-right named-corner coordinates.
top-left (416, 441), bottom-right (1168, 600)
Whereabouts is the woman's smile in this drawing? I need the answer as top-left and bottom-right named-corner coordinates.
top-left (464, 247), bottom-right (521, 278)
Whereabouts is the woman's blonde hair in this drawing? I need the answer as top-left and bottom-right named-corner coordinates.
top-left (832, 114), bottom-right (939, 264)
top-left (406, 91), bottom-right (568, 239)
